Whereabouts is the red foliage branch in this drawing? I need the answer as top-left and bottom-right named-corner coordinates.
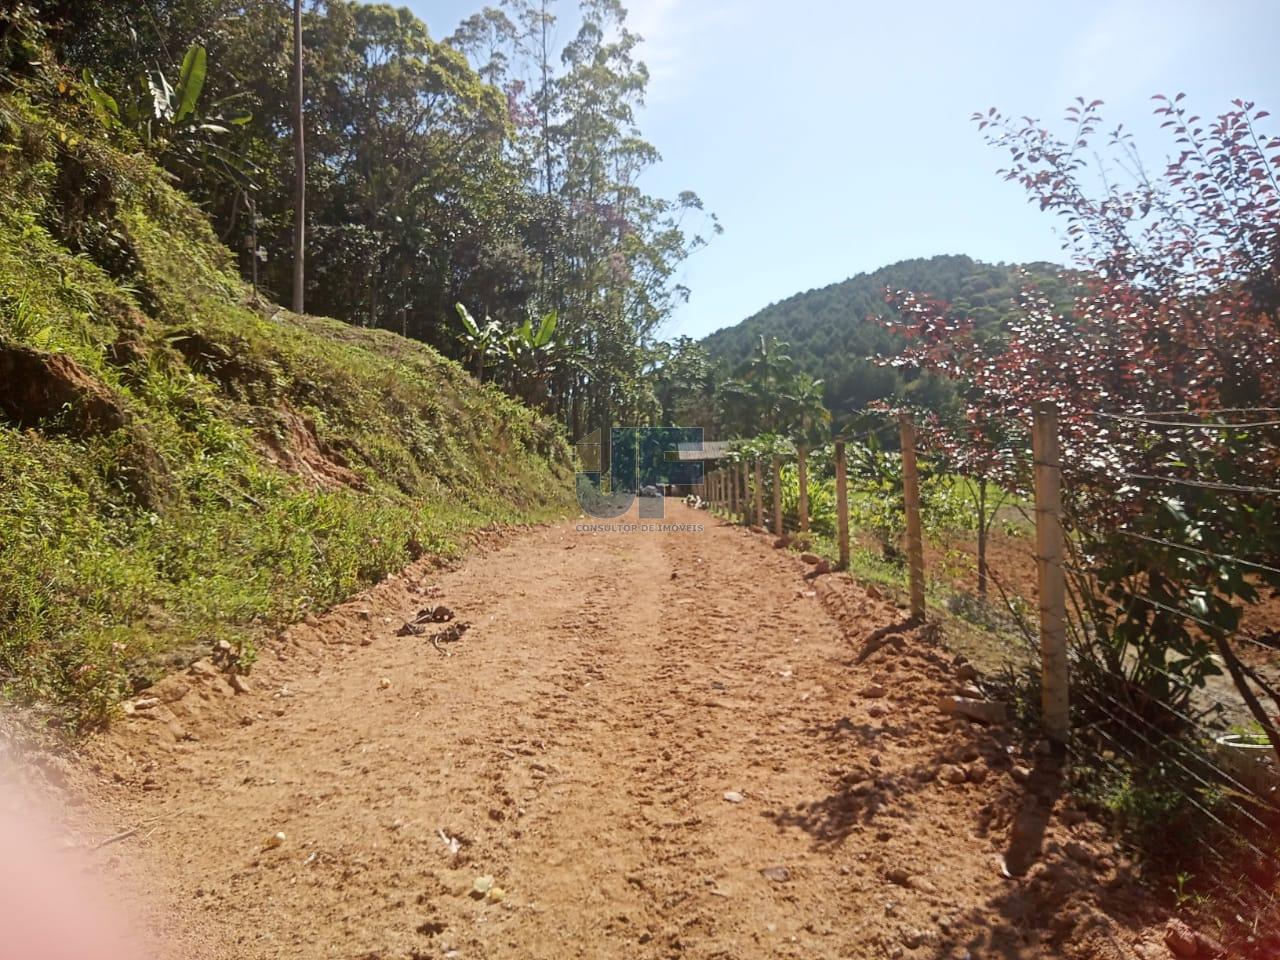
top-left (880, 97), bottom-right (1280, 768)
top-left (883, 97), bottom-right (1280, 496)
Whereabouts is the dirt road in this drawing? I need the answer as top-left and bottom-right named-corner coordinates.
top-left (48, 502), bottom-right (1161, 959)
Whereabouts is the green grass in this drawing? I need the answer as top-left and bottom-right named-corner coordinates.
top-left (711, 473), bottom-right (1042, 689)
top-left (0, 89), bottom-right (575, 731)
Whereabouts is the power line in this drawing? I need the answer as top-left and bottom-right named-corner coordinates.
top-left (1137, 407), bottom-right (1280, 415)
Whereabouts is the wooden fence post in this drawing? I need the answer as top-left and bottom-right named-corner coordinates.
top-left (738, 461), bottom-right (747, 524)
top-left (753, 459), bottom-right (764, 529)
top-left (737, 461), bottom-right (747, 524)
top-left (1033, 402), bottom-right (1069, 746)
top-left (835, 440), bottom-right (850, 570)
top-left (771, 455), bottom-right (783, 537)
top-left (728, 461), bottom-right (737, 518)
top-left (797, 446), bottom-right (810, 536)
top-left (899, 413), bottom-right (926, 620)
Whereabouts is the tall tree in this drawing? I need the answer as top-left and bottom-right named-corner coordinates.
top-left (291, 0), bottom-right (305, 312)
top-left (32, 0), bottom-right (715, 442)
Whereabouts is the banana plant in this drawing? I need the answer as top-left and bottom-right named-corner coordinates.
top-left (507, 308), bottom-right (558, 357)
top-left (502, 309), bottom-right (565, 408)
top-left (455, 302), bottom-right (503, 380)
top-left (81, 43), bottom-right (255, 190)
top-left (455, 302), bottom-right (583, 409)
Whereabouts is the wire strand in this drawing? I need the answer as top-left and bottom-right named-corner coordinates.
top-left (1065, 741), bottom-right (1248, 888)
top-left (841, 421), bottom-right (900, 445)
top-left (1076, 690), bottom-right (1274, 833)
top-left (1089, 411), bottom-right (1280, 430)
top-left (1117, 473), bottom-right (1280, 497)
top-left (1059, 564), bottom-right (1280, 661)
top-left (1069, 722), bottom-right (1268, 868)
top-left (1114, 530), bottom-right (1280, 578)
top-left (1069, 639), bottom-right (1250, 724)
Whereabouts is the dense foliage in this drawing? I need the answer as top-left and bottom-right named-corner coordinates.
top-left (887, 97), bottom-right (1280, 759)
top-left (13, 0), bottom-right (716, 444)
top-left (0, 18), bottom-right (573, 729)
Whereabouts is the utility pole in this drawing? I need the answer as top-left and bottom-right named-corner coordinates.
top-left (291, 0), bottom-right (306, 313)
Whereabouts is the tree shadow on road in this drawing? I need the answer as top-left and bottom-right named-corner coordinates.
top-left (762, 714), bottom-right (998, 848)
top-left (762, 749), bottom-right (898, 841)
top-left (763, 725), bottom-right (1156, 957)
top-left (934, 755), bottom-right (1150, 959)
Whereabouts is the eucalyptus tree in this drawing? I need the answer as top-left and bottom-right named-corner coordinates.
top-left (33, 0), bottom-right (717, 447)
top-left (451, 0), bottom-right (717, 444)
top-left (652, 336), bottom-right (712, 427)
top-left (293, 2), bottom-right (520, 336)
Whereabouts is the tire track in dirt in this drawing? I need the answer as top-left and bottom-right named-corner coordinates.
top-left (35, 502), bottom-right (1167, 959)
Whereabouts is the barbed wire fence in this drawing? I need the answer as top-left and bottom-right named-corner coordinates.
top-left (700, 404), bottom-right (1280, 915)
top-left (1051, 406), bottom-right (1280, 926)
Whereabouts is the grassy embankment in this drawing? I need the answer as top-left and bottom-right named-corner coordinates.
top-left (0, 89), bottom-right (575, 730)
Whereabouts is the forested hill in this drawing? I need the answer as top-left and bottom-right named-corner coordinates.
top-left (700, 254), bottom-right (1070, 417)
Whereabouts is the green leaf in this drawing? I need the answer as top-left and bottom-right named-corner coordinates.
top-left (455, 302), bottom-right (480, 337)
top-left (533, 310), bottom-right (557, 347)
top-left (80, 68), bottom-right (119, 119)
top-left (149, 72), bottom-right (174, 122)
top-left (174, 44), bottom-right (208, 123)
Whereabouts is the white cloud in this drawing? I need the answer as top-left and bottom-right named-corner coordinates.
top-left (624, 0), bottom-right (744, 104)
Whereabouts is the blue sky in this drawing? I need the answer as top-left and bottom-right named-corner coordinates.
top-left (407, 0), bottom-right (1280, 340)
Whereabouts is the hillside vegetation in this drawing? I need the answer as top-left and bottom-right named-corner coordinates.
top-left (28, 0), bottom-right (716, 444)
top-left (0, 86), bottom-right (574, 730)
top-left (701, 254), bottom-right (1074, 417)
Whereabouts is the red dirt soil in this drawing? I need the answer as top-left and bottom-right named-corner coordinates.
top-left (4, 502), bottom-right (1182, 959)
